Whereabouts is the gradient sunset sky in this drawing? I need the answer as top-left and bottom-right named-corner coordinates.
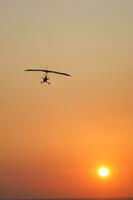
top-left (0, 0), bottom-right (133, 199)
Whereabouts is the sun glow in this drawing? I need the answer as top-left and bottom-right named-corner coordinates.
top-left (98, 166), bottom-right (110, 178)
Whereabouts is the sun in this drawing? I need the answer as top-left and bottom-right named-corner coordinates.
top-left (98, 166), bottom-right (110, 178)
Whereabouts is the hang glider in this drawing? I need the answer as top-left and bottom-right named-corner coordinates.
top-left (25, 68), bottom-right (71, 85)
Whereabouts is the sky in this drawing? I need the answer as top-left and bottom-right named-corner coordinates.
top-left (0, 0), bottom-right (133, 199)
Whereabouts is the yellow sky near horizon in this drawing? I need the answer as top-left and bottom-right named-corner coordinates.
top-left (0, 0), bottom-right (133, 199)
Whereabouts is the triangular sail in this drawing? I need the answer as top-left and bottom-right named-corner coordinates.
top-left (25, 69), bottom-right (71, 76)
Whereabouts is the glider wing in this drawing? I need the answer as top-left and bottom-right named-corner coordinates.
top-left (25, 69), bottom-right (71, 76)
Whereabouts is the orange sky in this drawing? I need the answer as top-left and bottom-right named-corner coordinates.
top-left (0, 0), bottom-right (133, 199)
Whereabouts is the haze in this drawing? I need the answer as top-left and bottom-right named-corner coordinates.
top-left (0, 0), bottom-right (133, 199)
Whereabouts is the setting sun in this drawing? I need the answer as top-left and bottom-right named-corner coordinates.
top-left (98, 166), bottom-right (110, 178)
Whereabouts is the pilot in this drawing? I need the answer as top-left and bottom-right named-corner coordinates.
top-left (41, 75), bottom-right (50, 84)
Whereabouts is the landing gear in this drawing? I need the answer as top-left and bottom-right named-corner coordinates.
top-left (41, 79), bottom-right (50, 85)
top-left (40, 73), bottom-right (51, 85)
